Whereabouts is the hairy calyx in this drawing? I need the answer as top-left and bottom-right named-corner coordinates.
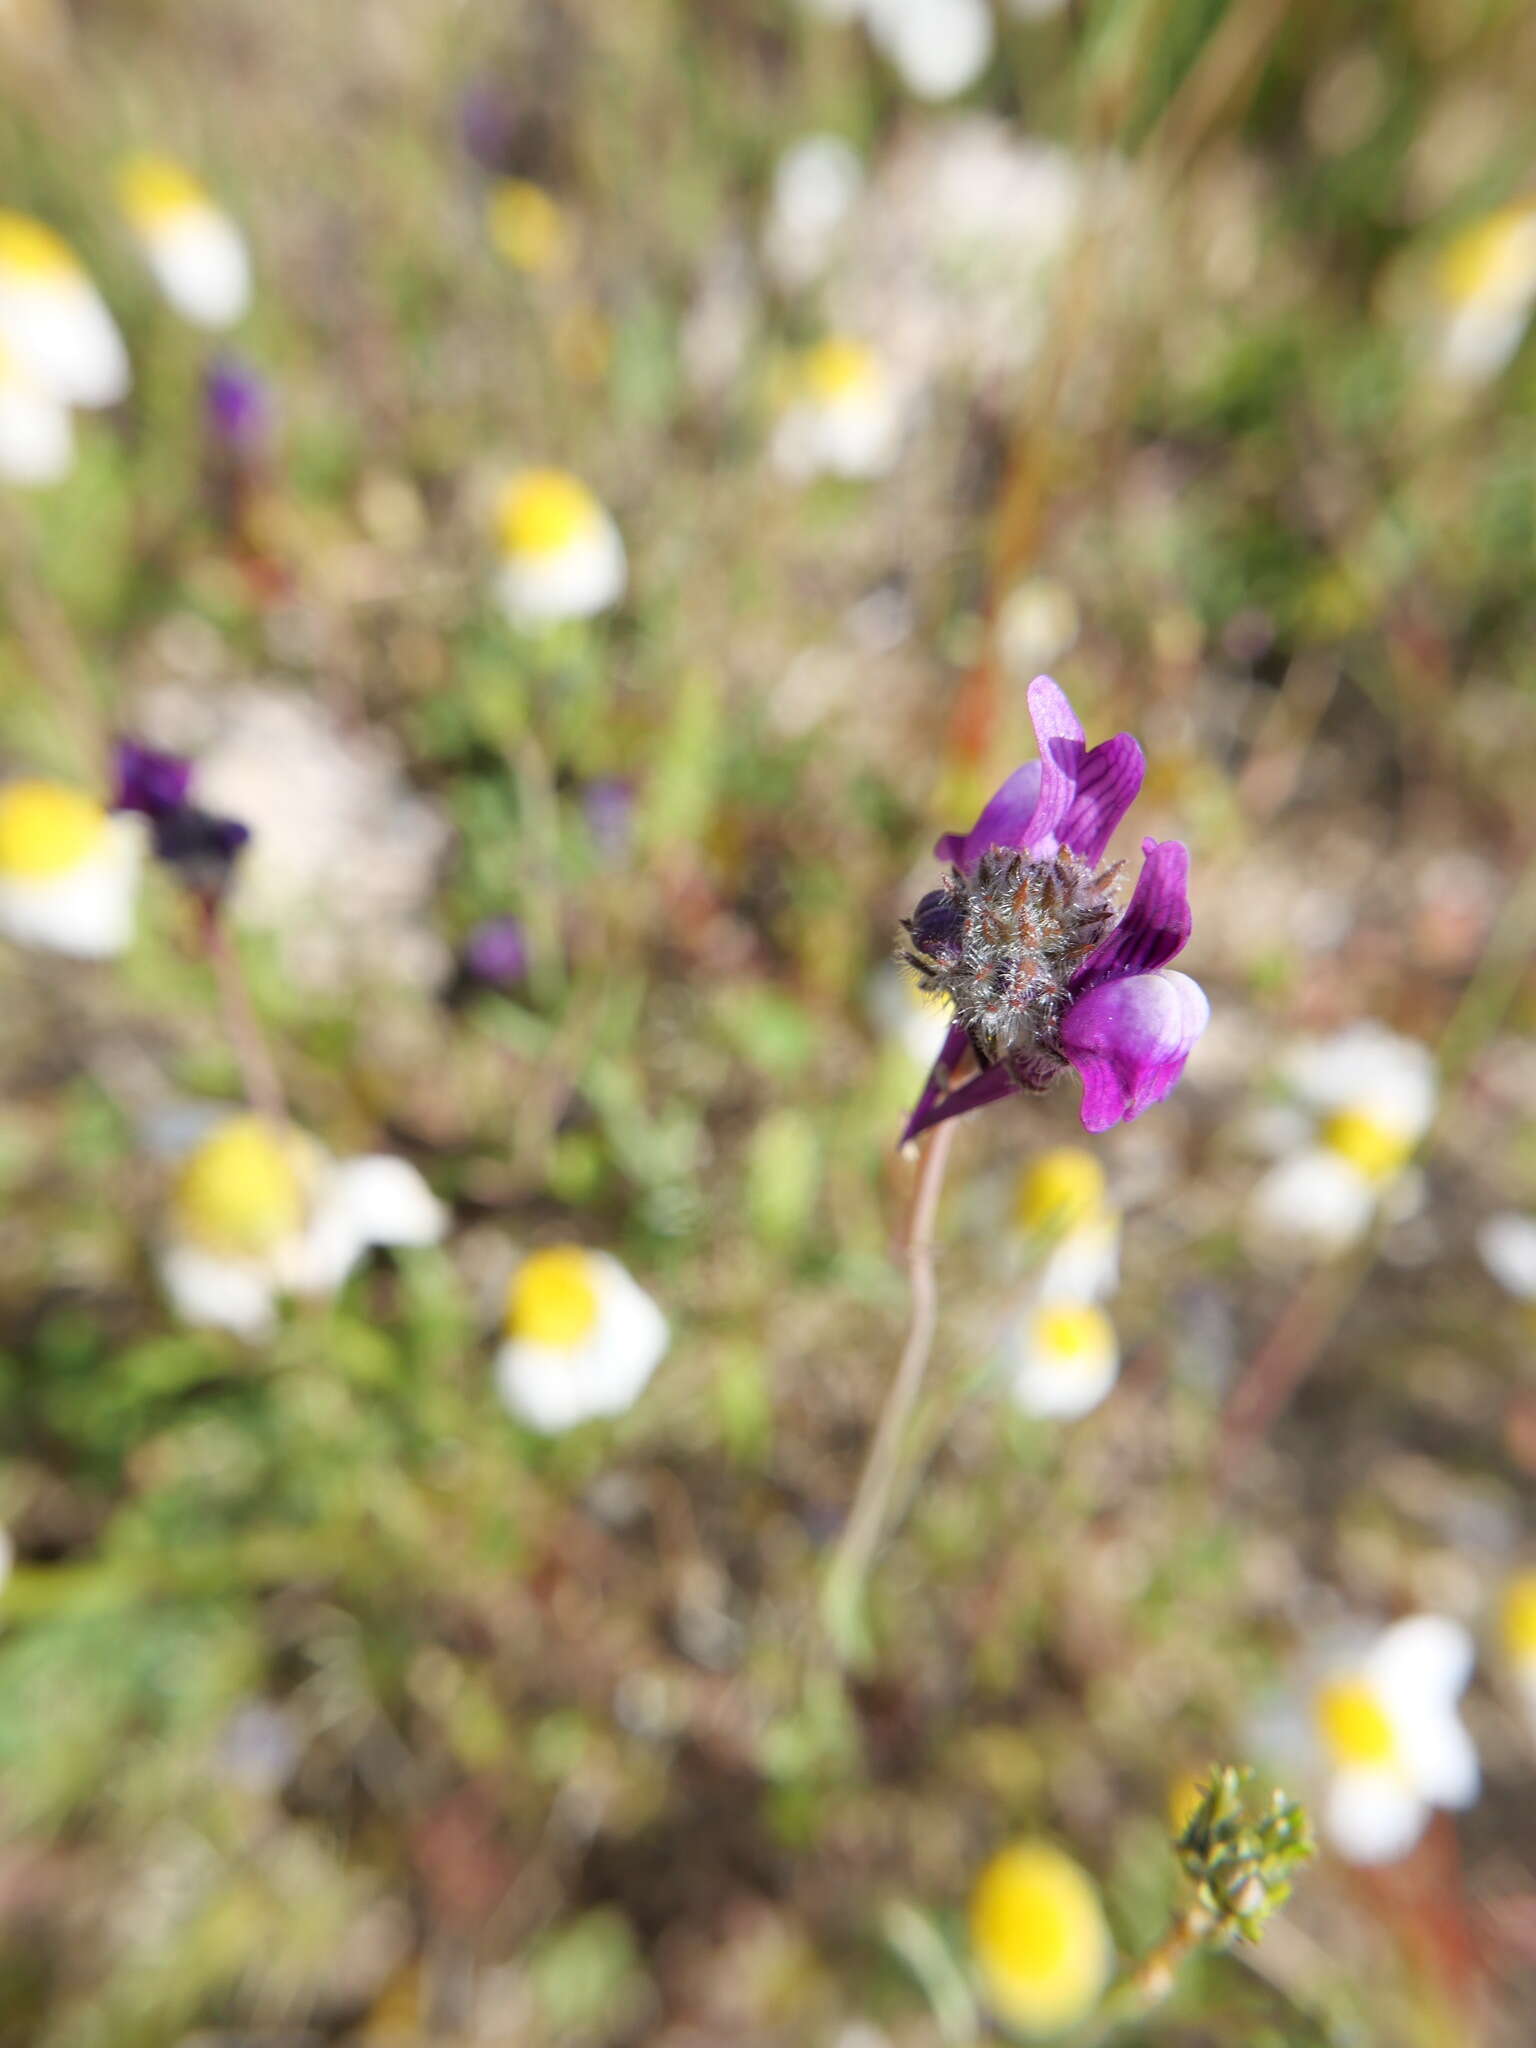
top-left (902, 846), bottom-right (1122, 1072)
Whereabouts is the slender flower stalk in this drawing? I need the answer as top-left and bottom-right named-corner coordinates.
top-left (823, 1119), bottom-right (956, 1659)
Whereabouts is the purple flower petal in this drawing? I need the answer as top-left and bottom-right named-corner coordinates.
top-left (1057, 732), bottom-right (1145, 867)
top-left (113, 737), bottom-right (193, 820)
top-left (1060, 969), bottom-right (1209, 1133)
top-left (903, 1056), bottom-right (1020, 1144)
top-left (901, 1022), bottom-right (973, 1144)
top-left (465, 916), bottom-right (529, 986)
top-left (1074, 838), bottom-right (1192, 992)
top-left (931, 676), bottom-right (1087, 868)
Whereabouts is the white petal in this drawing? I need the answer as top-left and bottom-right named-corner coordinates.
top-left (1366, 1614), bottom-right (1475, 1702)
top-left (1436, 303), bottom-right (1528, 384)
top-left (764, 135), bottom-right (862, 288)
top-left (1324, 1769), bottom-right (1428, 1865)
top-left (1477, 1212), bottom-right (1536, 1301)
top-left (494, 1254), bottom-right (669, 1434)
top-left (142, 208), bottom-right (252, 329)
top-left (0, 816), bottom-right (143, 959)
top-left (0, 275), bottom-right (130, 407)
top-left (495, 519), bottom-right (627, 625)
top-left (1279, 1023), bottom-right (1436, 1139)
top-left (158, 1240), bottom-right (277, 1337)
top-left (329, 1155), bottom-right (447, 1250)
top-left (1246, 1147), bottom-right (1377, 1255)
top-left (1034, 1213), bottom-right (1121, 1304)
top-left (1395, 1702), bottom-right (1479, 1809)
top-left (867, 0), bottom-right (995, 100)
top-left (0, 376), bottom-right (73, 484)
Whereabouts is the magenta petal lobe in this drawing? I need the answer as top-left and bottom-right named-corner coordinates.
top-left (1058, 733), bottom-right (1145, 867)
top-left (934, 761), bottom-right (1042, 868)
top-left (903, 1058), bottom-right (1020, 1143)
top-left (1060, 969), bottom-right (1209, 1133)
top-left (1075, 838), bottom-right (1191, 991)
top-left (1018, 674), bottom-right (1085, 857)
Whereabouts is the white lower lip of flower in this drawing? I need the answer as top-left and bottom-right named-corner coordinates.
top-left (772, 388), bottom-right (904, 480)
top-left (1034, 1214), bottom-right (1121, 1304)
top-left (1246, 1146), bottom-right (1377, 1255)
top-left (1477, 1211), bottom-right (1536, 1300)
top-left (866, 0), bottom-right (995, 99)
top-left (158, 1143), bottom-right (445, 1333)
top-left (141, 208), bottom-right (252, 329)
top-left (0, 275), bottom-right (130, 407)
top-left (495, 1254), bottom-right (669, 1434)
top-left (0, 374), bottom-right (73, 483)
top-left (1323, 1766), bottom-right (1428, 1865)
top-left (1007, 1300), bottom-right (1120, 1420)
top-left (0, 814), bottom-right (142, 958)
top-left (495, 518), bottom-right (627, 625)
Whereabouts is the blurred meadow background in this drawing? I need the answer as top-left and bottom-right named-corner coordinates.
top-left (3, 0), bottom-right (1536, 2042)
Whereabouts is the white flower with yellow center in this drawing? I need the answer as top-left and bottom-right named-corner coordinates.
top-left (1432, 200), bottom-right (1536, 385)
top-left (0, 210), bottom-right (129, 407)
top-left (0, 335), bottom-right (73, 484)
top-left (116, 154), bottom-right (252, 330)
top-left (969, 1839), bottom-right (1113, 2038)
top-left (1005, 1298), bottom-right (1120, 1421)
top-left (0, 779), bottom-right (143, 958)
top-left (495, 1245), bottom-right (669, 1434)
top-left (772, 336), bottom-right (905, 481)
top-left (486, 178), bottom-right (572, 278)
top-left (158, 1113), bottom-right (447, 1338)
top-left (1247, 1022), bottom-right (1436, 1257)
top-left (1014, 1147), bottom-right (1121, 1302)
top-left (1499, 1571), bottom-right (1536, 1738)
top-left (866, 0), bottom-right (995, 101)
top-left (492, 467), bottom-right (627, 626)
top-left (1308, 1615), bottom-right (1478, 1865)
top-left (763, 134), bottom-right (863, 289)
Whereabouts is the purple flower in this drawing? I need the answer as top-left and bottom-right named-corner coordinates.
top-left (112, 738), bottom-right (250, 910)
top-left (204, 356), bottom-right (273, 459)
top-left (900, 675), bottom-right (1208, 1143)
top-left (582, 776), bottom-right (634, 858)
top-left (464, 915), bottom-right (529, 987)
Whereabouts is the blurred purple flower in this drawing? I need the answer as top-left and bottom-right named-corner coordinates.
top-left (464, 915), bottom-right (529, 987)
top-left (113, 737), bottom-right (250, 910)
top-left (457, 81), bottom-right (518, 173)
top-left (583, 776), bottom-right (634, 858)
top-left (204, 356), bottom-right (273, 458)
top-left (901, 675), bottom-right (1208, 1142)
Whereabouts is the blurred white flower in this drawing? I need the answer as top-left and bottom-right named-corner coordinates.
top-left (1430, 200), bottom-right (1536, 385)
top-left (0, 209), bottom-right (129, 407)
top-left (763, 135), bottom-right (863, 290)
top-left (1306, 1616), bottom-right (1478, 1865)
top-left (495, 1246), bottom-right (669, 1434)
top-left (866, 0), bottom-right (995, 101)
top-left (828, 119), bottom-right (1084, 394)
top-left (0, 779), bottom-right (143, 959)
top-left (1247, 1023), bottom-right (1437, 1257)
top-left (1476, 1211), bottom-right (1536, 1301)
top-left (139, 683), bottom-right (450, 991)
top-left (117, 155), bottom-right (252, 330)
top-left (158, 1113), bottom-right (446, 1337)
top-left (772, 336), bottom-right (907, 480)
top-left (493, 467), bottom-right (627, 625)
top-left (1013, 1148), bottom-right (1121, 1301)
top-left (0, 338), bottom-right (73, 483)
top-left (1005, 1297), bottom-right (1119, 1420)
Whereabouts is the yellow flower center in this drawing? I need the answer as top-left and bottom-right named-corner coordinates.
top-left (0, 781), bottom-right (107, 879)
top-left (117, 153), bottom-right (208, 230)
top-left (1439, 204), bottom-right (1536, 311)
top-left (1315, 1677), bottom-right (1398, 1770)
top-left (496, 469), bottom-right (599, 559)
top-left (1035, 1302), bottom-right (1115, 1375)
top-left (506, 1247), bottom-right (602, 1347)
top-left (173, 1116), bottom-right (309, 1259)
top-left (1321, 1108), bottom-right (1414, 1181)
top-left (1015, 1147), bottom-right (1108, 1237)
top-left (802, 336), bottom-right (879, 405)
top-left (1500, 1571), bottom-right (1536, 1665)
top-left (0, 210), bottom-right (79, 282)
top-left (969, 1841), bottom-right (1112, 2037)
top-left (487, 178), bottom-right (569, 276)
